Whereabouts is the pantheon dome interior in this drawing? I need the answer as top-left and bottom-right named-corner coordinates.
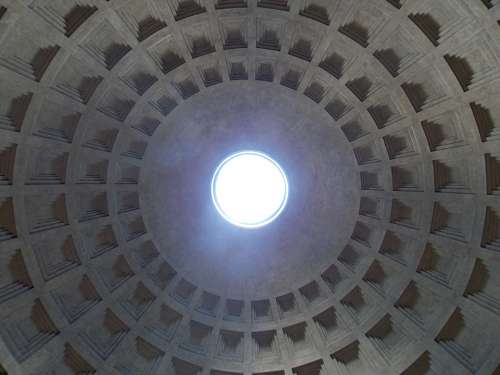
top-left (1, 0), bottom-right (500, 374)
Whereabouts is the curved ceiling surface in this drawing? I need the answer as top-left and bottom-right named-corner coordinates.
top-left (0, 0), bottom-right (499, 374)
top-left (142, 82), bottom-right (359, 297)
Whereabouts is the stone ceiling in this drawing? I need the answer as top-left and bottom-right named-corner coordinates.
top-left (0, 0), bottom-right (500, 374)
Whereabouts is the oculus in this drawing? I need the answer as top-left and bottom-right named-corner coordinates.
top-left (211, 151), bottom-right (288, 228)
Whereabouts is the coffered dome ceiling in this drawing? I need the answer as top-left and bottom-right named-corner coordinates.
top-left (0, 0), bottom-right (500, 374)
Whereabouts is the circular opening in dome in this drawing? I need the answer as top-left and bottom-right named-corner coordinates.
top-left (211, 151), bottom-right (288, 229)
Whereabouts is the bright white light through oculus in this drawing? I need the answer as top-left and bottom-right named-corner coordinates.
top-left (211, 151), bottom-right (288, 228)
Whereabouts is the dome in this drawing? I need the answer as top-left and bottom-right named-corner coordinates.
top-left (0, 0), bottom-right (499, 374)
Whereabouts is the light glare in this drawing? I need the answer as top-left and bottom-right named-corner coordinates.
top-left (211, 151), bottom-right (288, 228)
